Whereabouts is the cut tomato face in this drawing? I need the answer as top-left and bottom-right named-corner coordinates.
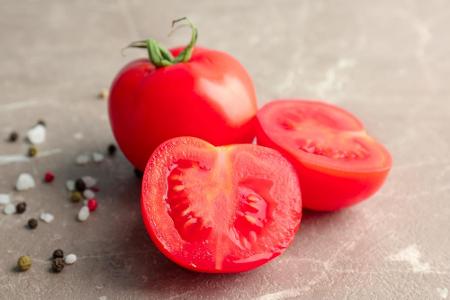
top-left (256, 100), bottom-right (392, 211)
top-left (141, 137), bottom-right (302, 273)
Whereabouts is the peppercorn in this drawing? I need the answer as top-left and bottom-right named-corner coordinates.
top-left (16, 202), bottom-right (27, 214)
top-left (37, 119), bottom-right (46, 127)
top-left (107, 144), bottom-right (117, 156)
top-left (27, 218), bottom-right (38, 229)
top-left (17, 255), bottom-right (32, 271)
top-left (75, 178), bottom-right (86, 192)
top-left (70, 191), bottom-right (83, 203)
top-left (44, 171), bottom-right (55, 183)
top-left (28, 145), bottom-right (37, 157)
top-left (8, 131), bottom-right (18, 142)
top-left (87, 199), bottom-right (98, 212)
top-left (51, 257), bottom-right (64, 273)
top-left (134, 168), bottom-right (143, 178)
top-left (52, 249), bottom-right (64, 259)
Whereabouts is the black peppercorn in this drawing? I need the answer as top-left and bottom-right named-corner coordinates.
top-left (75, 178), bottom-right (86, 192)
top-left (107, 144), bottom-right (117, 156)
top-left (27, 218), bottom-right (38, 229)
top-left (134, 168), bottom-right (143, 178)
top-left (52, 249), bottom-right (64, 259)
top-left (37, 119), bottom-right (46, 127)
top-left (8, 131), bottom-right (18, 142)
top-left (16, 202), bottom-right (27, 214)
top-left (28, 146), bottom-right (38, 157)
top-left (52, 257), bottom-right (64, 273)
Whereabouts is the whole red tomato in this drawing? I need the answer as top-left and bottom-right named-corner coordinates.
top-left (109, 18), bottom-right (257, 171)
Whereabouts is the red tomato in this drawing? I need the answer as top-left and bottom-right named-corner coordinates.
top-left (109, 23), bottom-right (257, 171)
top-left (256, 100), bottom-right (392, 211)
top-left (141, 136), bottom-right (302, 273)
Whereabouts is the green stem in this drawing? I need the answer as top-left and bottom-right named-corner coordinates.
top-left (126, 17), bottom-right (198, 68)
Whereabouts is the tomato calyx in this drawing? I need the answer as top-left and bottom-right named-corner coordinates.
top-left (126, 17), bottom-right (198, 67)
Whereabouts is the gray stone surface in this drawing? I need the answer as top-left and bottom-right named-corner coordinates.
top-left (1, 0), bottom-right (449, 299)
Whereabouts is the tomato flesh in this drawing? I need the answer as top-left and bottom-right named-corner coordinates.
top-left (256, 100), bottom-right (392, 211)
top-left (141, 137), bottom-right (302, 273)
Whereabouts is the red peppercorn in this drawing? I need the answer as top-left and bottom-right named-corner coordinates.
top-left (87, 199), bottom-right (98, 212)
top-left (44, 172), bottom-right (55, 183)
top-left (90, 187), bottom-right (100, 192)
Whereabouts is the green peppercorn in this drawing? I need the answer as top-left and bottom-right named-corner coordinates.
top-left (52, 249), bottom-right (64, 259)
top-left (28, 146), bottom-right (38, 157)
top-left (70, 191), bottom-right (83, 203)
top-left (52, 257), bottom-right (64, 273)
top-left (75, 178), bottom-right (86, 192)
top-left (8, 131), bottom-right (18, 142)
top-left (107, 144), bottom-right (117, 156)
top-left (17, 255), bottom-right (32, 271)
top-left (27, 218), bottom-right (38, 229)
top-left (16, 202), bottom-right (27, 214)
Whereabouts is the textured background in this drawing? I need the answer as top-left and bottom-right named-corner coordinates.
top-left (1, 0), bottom-right (449, 299)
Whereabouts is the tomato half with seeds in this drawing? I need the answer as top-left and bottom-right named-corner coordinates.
top-left (256, 100), bottom-right (392, 211)
top-left (141, 136), bottom-right (302, 273)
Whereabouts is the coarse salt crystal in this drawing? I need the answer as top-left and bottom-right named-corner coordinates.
top-left (83, 189), bottom-right (95, 199)
top-left (64, 254), bottom-right (77, 264)
top-left (40, 212), bottom-right (54, 223)
top-left (66, 180), bottom-right (75, 191)
top-left (27, 124), bottom-right (46, 144)
top-left (16, 173), bottom-right (36, 191)
top-left (0, 194), bottom-right (11, 205)
top-left (92, 152), bottom-right (104, 163)
top-left (76, 154), bottom-right (90, 165)
top-left (82, 176), bottom-right (97, 188)
top-left (78, 206), bottom-right (90, 222)
top-left (3, 203), bottom-right (16, 215)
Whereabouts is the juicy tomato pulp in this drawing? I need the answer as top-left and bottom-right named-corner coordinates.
top-left (109, 47), bottom-right (257, 171)
top-left (256, 100), bottom-right (392, 211)
top-left (141, 137), bottom-right (302, 273)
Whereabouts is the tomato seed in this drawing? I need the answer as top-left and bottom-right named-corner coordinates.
top-left (172, 185), bottom-right (185, 192)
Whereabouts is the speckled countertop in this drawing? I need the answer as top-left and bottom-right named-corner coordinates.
top-left (1, 0), bottom-right (449, 299)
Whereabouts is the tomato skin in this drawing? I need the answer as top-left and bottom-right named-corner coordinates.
top-left (256, 100), bottom-right (392, 211)
top-left (109, 47), bottom-right (257, 171)
top-left (141, 137), bottom-right (302, 273)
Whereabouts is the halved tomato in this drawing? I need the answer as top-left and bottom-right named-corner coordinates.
top-left (256, 100), bottom-right (392, 211)
top-left (141, 136), bottom-right (302, 273)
